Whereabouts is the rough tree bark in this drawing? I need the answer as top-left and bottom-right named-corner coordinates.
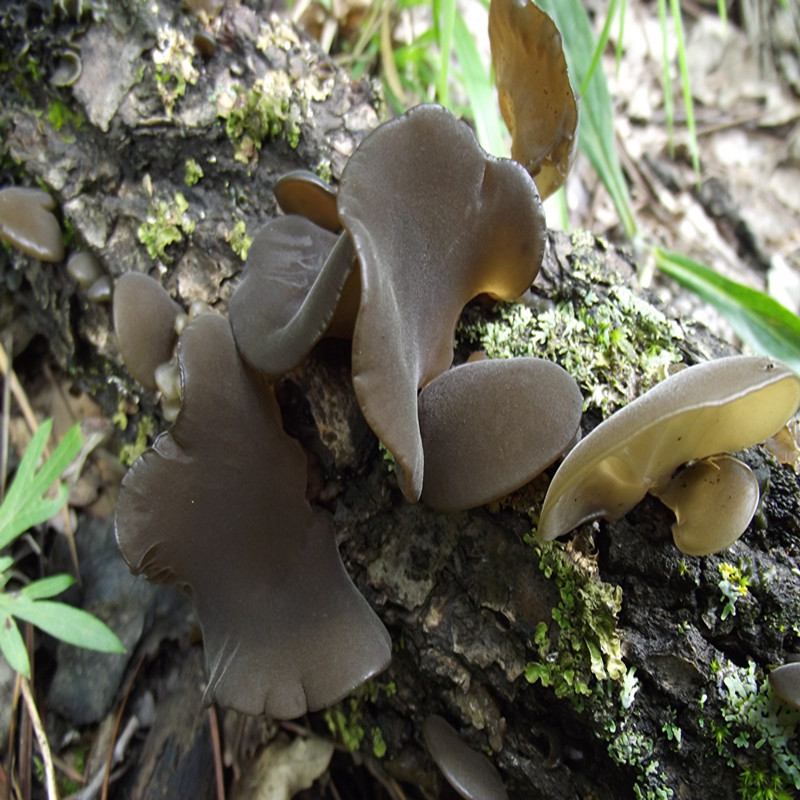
top-left (2, 2), bottom-right (800, 799)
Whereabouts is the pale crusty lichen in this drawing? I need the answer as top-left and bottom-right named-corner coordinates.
top-left (462, 255), bottom-right (684, 417)
top-left (152, 27), bottom-right (199, 115)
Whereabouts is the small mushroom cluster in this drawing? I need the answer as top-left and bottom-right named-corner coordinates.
top-left (114, 103), bottom-right (582, 720)
top-left (0, 185), bottom-right (116, 302)
top-left (536, 356), bottom-right (800, 553)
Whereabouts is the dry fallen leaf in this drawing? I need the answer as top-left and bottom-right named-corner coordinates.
top-left (232, 735), bottom-right (334, 800)
top-left (489, 0), bottom-right (578, 199)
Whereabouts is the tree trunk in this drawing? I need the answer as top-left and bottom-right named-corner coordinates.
top-left (3, 3), bottom-right (800, 799)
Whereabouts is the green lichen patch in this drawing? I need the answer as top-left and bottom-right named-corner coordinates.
top-left (217, 73), bottom-right (304, 162)
top-left (323, 680), bottom-right (395, 757)
top-left (137, 192), bottom-right (195, 263)
top-left (184, 158), bottom-right (203, 186)
top-left (465, 283), bottom-right (683, 417)
top-left (701, 659), bottom-right (800, 797)
top-left (117, 416), bottom-right (153, 467)
top-left (525, 541), bottom-right (626, 702)
top-left (226, 219), bottom-right (252, 261)
top-left (152, 27), bottom-right (199, 115)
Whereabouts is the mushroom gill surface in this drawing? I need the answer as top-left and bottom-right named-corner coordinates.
top-left (0, 186), bottom-right (65, 262)
top-left (488, 0), bottom-right (578, 199)
top-left (423, 715), bottom-right (508, 800)
top-left (652, 455), bottom-right (759, 556)
top-left (115, 313), bottom-right (391, 718)
top-left (337, 103), bottom-right (546, 502)
top-left (113, 272), bottom-right (182, 391)
top-left (419, 357), bottom-right (582, 510)
top-left (537, 356), bottom-right (800, 542)
top-left (229, 215), bottom-right (357, 378)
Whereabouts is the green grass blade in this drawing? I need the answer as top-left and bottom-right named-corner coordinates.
top-left (658, 0), bottom-right (674, 151)
top-left (537, 0), bottom-right (637, 239)
top-left (452, 13), bottom-right (508, 156)
top-left (0, 612), bottom-right (30, 676)
top-left (581, 0), bottom-right (619, 96)
top-left (0, 421), bottom-right (82, 550)
top-left (20, 574), bottom-right (75, 601)
top-left (8, 597), bottom-right (124, 654)
top-left (654, 248), bottom-right (800, 372)
top-left (669, 0), bottom-right (700, 176)
top-left (434, 0), bottom-right (456, 107)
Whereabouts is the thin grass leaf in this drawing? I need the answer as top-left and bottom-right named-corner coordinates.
top-left (4, 596), bottom-right (124, 654)
top-left (537, 0), bottom-right (637, 239)
top-left (0, 421), bottom-right (82, 551)
top-left (716, 0), bottom-right (727, 28)
top-left (433, 0), bottom-right (456, 107)
top-left (669, 0), bottom-right (700, 176)
top-left (616, 0), bottom-right (627, 71)
top-left (658, 0), bottom-right (674, 150)
top-left (581, 0), bottom-right (619, 96)
top-left (452, 13), bottom-right (508, 156)
top-left (20, 574), bottom-right (75, 601)
top-left (655, 248), bottom-right (800, 372)
top-left (0, 613), bottom-right (30, 676)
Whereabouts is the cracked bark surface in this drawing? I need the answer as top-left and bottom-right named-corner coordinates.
top-left (3, 2), bottom-right (800, 798)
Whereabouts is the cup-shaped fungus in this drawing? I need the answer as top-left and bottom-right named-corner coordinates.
top-left (229, 215), bottom-right (357, 378)
top-left (274, 170), bottom-right (341, 233)
top-left (419, 358), bottom-right (582, 510)
top-left (113, 273), bottom-right (182, 391)
top-left (769, 662), bottom-right (800, 711)
top-left (0, 186), bottom-right (65, 262)
top-left (423, 715), bottom-right (508, 800)
top-left (488, 0), bottom-right (578, 199)
top-left (115, 313), bottom-right (391, 718)
top-left (537, 356), bottom-right (800, 547)
top-left (337, 103), bottom-right (546, 502)
top-left (652, 455), bottom-right (760, 556)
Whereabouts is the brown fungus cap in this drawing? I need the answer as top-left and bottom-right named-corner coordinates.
top-left (338, 103), bottom-right (545, 502)
top-left (423, 715), bottom-right (508, 800)
top-left (0, 187), bottom-right (64, 262)
top-left (274, 170), bottom-right (341, 233)
top-left (229, 215), bottom-right (357, 378)
top-left (113, 273), bottom-right (182, 391)
top-left (115, 313), bottom-right (391, 718)
top-left (419, 358), bottom-right (582, 511)
top-left (769, 662), bottom-right (800, 711)
top-left (652, 455), bottom-right (759, 556)
top-left (489, 0), bottom-right (578, 199)
top-left (537, 356), bottom-right (800, 542)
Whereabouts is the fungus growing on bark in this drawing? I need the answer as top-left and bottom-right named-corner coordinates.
top-left (537, 356), bottom-right (800, 545)
top-left (423, 715), bottom-right (508, 800)
top-left (229, 215), bottom-right (357, 378)
top-left (113, 272), bottom-right (182, 391)
top-left (338, 103), bottom-right (546, 502)
top-left (67, 252), bottom-right (104, 288)
top-left (115, 313), bottom-right (391, 718)
top-left (652, 455), bottom-right (759, 556)
top-left (418, 357), bottom-right (582, 510)
top-left (489, 0), bottom-right (578, 199)
top-left (769, 662), bottom-right (800, 711)
top-left (0, 187), bottom-right (64, 262)
top-left (274, 170), bottom-right (340, 233)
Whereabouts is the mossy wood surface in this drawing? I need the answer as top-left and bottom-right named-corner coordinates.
top-left (3, 3), bottom-right (800, 799)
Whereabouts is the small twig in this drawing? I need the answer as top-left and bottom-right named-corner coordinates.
top-left (1, 333), bottom-right (11, 501)
top-left (18, 678), bottom-right (58, 800)
top-left (64, 718), bottom-right (139, 800)
top-left (100, 654), bottom-right (146, 800)
top-left (0, 342), bottom-right (39, 439)
top-left (207, 706), bottom-right (226, 800)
